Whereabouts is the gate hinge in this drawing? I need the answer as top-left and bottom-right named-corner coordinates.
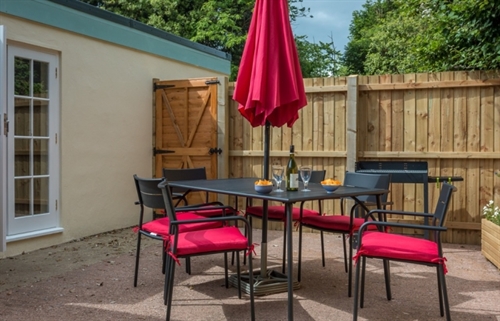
top-left (209, 147), bottom-right (222, 155)
top-left (3, 113), bottom-right (8, 137)
top-left (153, 147), bottom-right (175, 156)
top-left (205, 80), bottom-right (220, 85)
top-left (153, 83), bottom-right (175, 91)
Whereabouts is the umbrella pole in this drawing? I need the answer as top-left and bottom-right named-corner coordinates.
top-left (260, 121), bottom-right (270, 278)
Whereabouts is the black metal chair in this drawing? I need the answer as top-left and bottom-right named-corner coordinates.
top-left (159, 179), bottom-right (255, 321)
top-left (133, 174), bottom-right (225, 287)
top-left (298, 172), bottom-right (391, 296)
top-left (352, 182), bottom-right (456, 321)
top-left (244, 170), bottom-right (326, 272)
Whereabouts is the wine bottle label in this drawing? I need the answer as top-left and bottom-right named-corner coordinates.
top-left (289, 173), bottom-right (299, 188)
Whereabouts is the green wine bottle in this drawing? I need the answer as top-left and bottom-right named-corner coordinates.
top-left (286, 145), bottom-right (299, 191)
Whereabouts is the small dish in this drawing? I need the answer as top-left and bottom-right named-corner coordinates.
top-left (321, 184), bottom-right (340, 193)
top-left (255, 184), bottom-right (273, 194)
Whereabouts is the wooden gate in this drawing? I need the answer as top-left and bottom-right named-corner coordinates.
top-left (153, 77), bottom-right (222, 203)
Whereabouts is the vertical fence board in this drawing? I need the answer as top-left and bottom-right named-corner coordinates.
top-left (367, 75), bottom-right (380, 152)
top-left (403, 74), bottom-right (417, 213)
top-left (380, 74), bottom-right (392, 152)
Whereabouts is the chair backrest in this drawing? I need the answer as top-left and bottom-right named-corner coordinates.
top-left (163, 167), bottom-right (207, 194)
top-left (158, 179), bottom-right (180, 223)
top-left (343, 172), bottom-right (391, 203)
top-left (133, 174), bottom-right (165, 210)
top-left (432, 182), bottom-right (456, 227)
top-left (299, 169), bottom-right (326, 183)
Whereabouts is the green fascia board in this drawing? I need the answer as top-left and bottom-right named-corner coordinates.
top-left (0, 0), bottom-right (231, 75)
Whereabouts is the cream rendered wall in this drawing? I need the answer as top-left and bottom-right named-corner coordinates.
top-left (1, 14), bottom-right (226, 258)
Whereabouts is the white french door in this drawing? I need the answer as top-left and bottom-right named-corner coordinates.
top-left (6, 45), bottom-right (60, 237)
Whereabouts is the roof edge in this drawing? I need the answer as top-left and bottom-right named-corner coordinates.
top-left (47, 0), bottom-right (231, 61)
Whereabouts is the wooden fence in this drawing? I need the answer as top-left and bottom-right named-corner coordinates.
top-left (227, 70), bottom-right (500, 245)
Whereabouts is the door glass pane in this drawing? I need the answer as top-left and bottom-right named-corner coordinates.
top-left (33, 60), bottom-right (49, 98)
top-left (14, 138), bottom-right (30, 176)
top-left (14, 57), bottom-right (30, 96)
top-left (14, 178), bottom-right (31, 217)
top-left (14, 98), bottom-right (30, 136)
top-left (34, 177), bottom-right (49, 215)
top-left (33, 139), bottom-right (49, 175)
top-left (33, 99), bottom-right (48, 136)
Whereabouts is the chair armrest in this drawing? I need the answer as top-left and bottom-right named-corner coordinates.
top-left (358, 220), bottom-right (447, 234)
top-left (176, 201), bottom-right (224, 210)
top-left (175, 205), bottom-right (234, 215)
top-left (367, 208), bottom-right (434, 219)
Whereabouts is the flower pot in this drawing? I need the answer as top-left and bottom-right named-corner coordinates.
top-left (482, 218), bottom-right (500, 269)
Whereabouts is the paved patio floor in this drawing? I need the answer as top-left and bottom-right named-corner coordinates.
top-left (1, 227), bottom-right (500, 320)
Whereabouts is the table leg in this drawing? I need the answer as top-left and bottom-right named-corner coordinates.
top-left (286, 202), bottom-right (294, 321)
top-left (261, 200), bottom-right (268, 278)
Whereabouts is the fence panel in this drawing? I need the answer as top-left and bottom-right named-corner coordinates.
top-left (228, 70), bottom-right (500, 244)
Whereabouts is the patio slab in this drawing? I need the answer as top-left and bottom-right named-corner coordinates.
top-left (1, 227), bottom-right (499, 320)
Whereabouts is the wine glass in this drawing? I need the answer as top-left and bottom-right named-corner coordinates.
top-left (300, 166), bottom-right (312, 192)
top-left (272, 165), bottom-right (284, 192)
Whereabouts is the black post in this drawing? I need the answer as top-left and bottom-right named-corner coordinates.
top-left (263, 121), bottom-right (270, 180)
top-left (260, 121), bottom-right (271, 277)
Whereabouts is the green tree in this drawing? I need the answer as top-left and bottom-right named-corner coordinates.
top-left (295, 36), bottom-right (342, 77)
top-left (343, 0), bottom-right (500, 75)
top-left (342, 0), bottom-right (397, 75)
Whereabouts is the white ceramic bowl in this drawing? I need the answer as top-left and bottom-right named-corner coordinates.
top-left (321, 184), bottom-right (340, 193)
top-left (255, 184), bottom-right (273, 194)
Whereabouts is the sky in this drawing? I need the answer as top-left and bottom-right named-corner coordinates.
top-left (291, 0), bottom-right (366, 53)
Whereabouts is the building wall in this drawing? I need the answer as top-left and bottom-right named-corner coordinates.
top-left (0, 8), bottom-right (228, 257)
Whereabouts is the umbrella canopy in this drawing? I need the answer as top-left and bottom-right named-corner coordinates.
top-left (233, 0), bottom-right (307, 128)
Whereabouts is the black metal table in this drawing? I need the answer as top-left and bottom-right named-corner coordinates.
top-left (168, 177), bottom-right (388, 321)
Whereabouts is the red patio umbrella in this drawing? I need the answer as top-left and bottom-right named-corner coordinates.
top-left (233, 0), bottom-right (307, 180)
top-left (231, 0), bottom-right (307, 304)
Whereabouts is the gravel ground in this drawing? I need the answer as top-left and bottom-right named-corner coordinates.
top-left (1, 227), bottom-right (500, 321)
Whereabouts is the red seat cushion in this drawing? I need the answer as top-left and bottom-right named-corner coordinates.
top-left (356, 232), bottom-right (443, 264)
top-left (171, 226), bottom-right (248, 257)
top-left (141, 212), bottom-right (222, 237)
top-left (246, 205), bottom-right (319, 221)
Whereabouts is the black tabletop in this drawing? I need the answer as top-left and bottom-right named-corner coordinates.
top-left (167, 177), bottom-right (388, 203)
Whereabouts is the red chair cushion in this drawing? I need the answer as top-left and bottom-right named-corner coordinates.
top-left (356, 232), bottom-right (442, 264)
top-left (171, 226), bottom-right (248, 257)
top-left (141, 212), bottom-right (222, 237)
top-left (246, 205), bottom-right (319, 221)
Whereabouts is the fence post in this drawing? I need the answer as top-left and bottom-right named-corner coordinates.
top-left (346, 75), bottom-right (358, 172)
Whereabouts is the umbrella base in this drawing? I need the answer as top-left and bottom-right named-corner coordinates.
top-left (229, 269), bottom-right (300, 296)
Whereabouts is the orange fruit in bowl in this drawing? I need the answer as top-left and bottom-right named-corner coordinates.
top-left (255, 179), bottom-right (273, 186)
top-left (321, 178), bottom-right (341, 186)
